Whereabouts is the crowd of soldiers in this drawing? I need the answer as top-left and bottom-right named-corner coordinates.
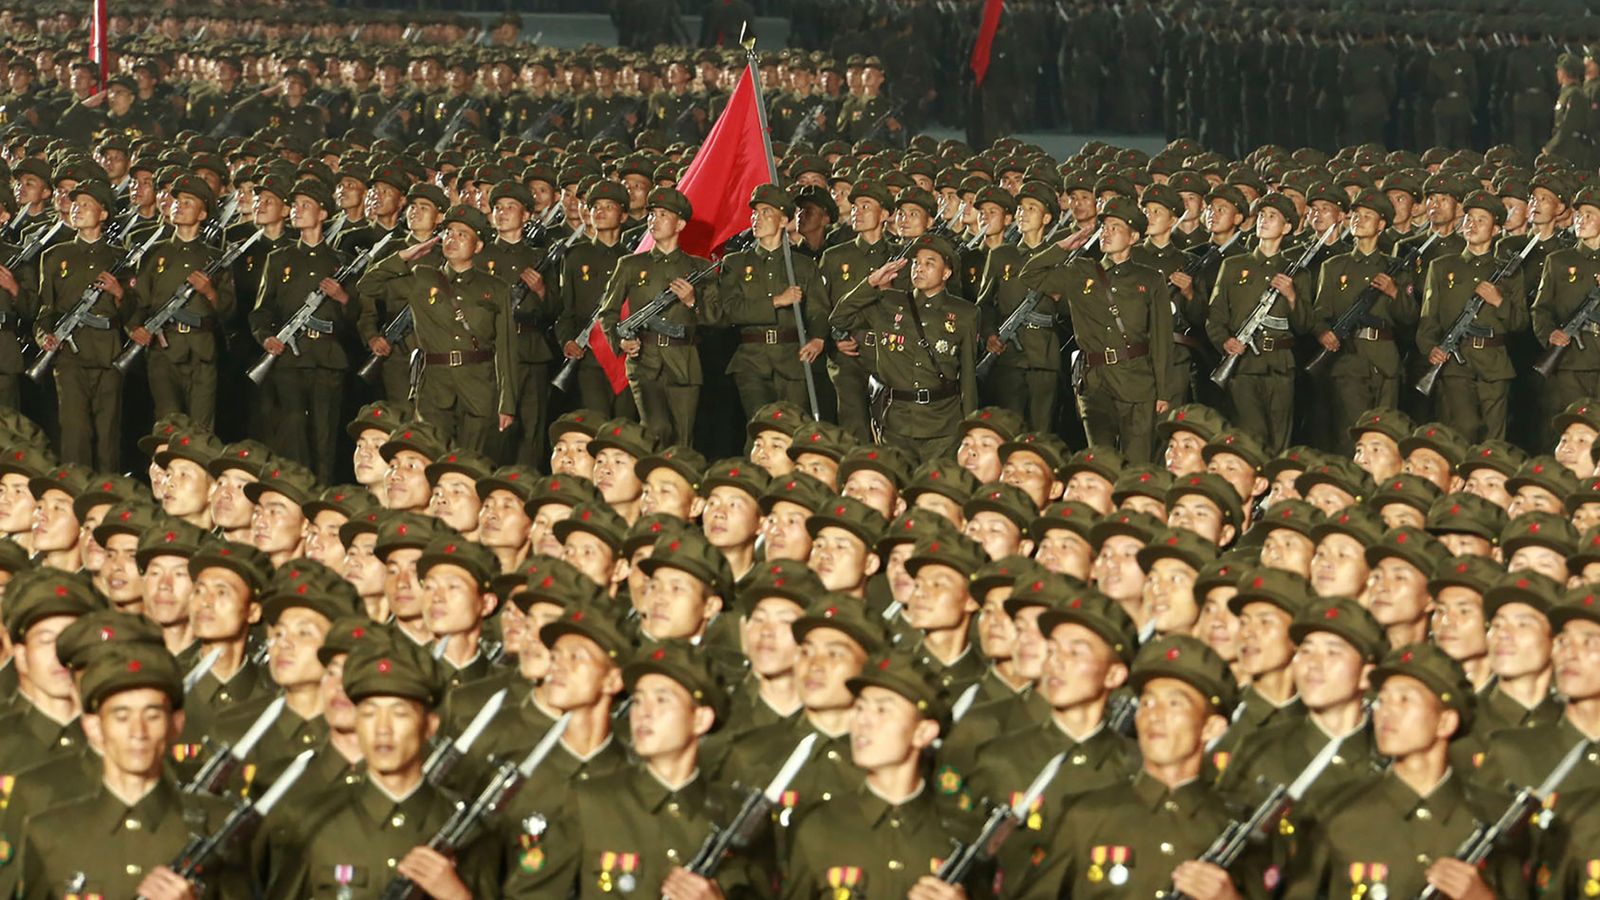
top-left (3, 4), bottom-right (1600, 900)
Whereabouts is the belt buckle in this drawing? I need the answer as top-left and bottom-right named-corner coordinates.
top-left (1103, 348), bottom-right (1118, 365)
top-left (448, 349), bottom-right (463, 366)
top-left (1261, 337), bottom-right (1275, 352)
top-left (764, 328), bottom-right (778, 344)
top-left (915, 388), bottom-right (931, 403)
top-left (1470, 336), bottom-right (1486, 350)
top-left (306, 330), bottom-right (320, 340)
top-left (175, 323), bottom-right (192, 334)
top-left (1355, 326), bottom-right (1376, 340)
top-left (656, 334), bottom-right (670, 347)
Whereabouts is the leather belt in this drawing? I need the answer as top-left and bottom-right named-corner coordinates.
top-left (173, 320), bottom-right (215, 334)
top-left (1083, 343), bottom-right (1150, 367)
top-left (1465, 335), bottom-right (1505, 349)
top-left (888, 383), bottom-right (959, 403)
top-left (855, 330), bottom-right (877, 347)
top-left (1258, 335), bottom-right (1295, 351)
top-left (1173, 332), bottom-right (1205, 350)
top-left (653, 333), bottom-right (697, 347)
top-left (423, 349), bottom-right (494, 366)
top-left (741, 327), bottom-right (800, 345)
top-left (1353, 327), bottom-right (1393, 341)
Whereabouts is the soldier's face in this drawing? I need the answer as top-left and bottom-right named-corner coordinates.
top-left (1040, 621), bottom-right (1121, 710)
top-left (529, 503), bottom-right (571, 559)
top-left (1431, 586), bottom-right (1488, 662)
top-left (1134, 678), bottom-right (1214, 767)
top-left (975, 588), bottom-right (1018, 662)
top-left (253, 191), bottom-right (287, 226)
top-left (1574, 502), bottom-right (1600, 535)
top-left (357, 696), bottom-right (435, 776)
top-left (1529, 188), bottom-right (1563, 226)
top-left (160, 459), bottom-right (212, 518)
top-left (1167, 495), bottom-right (1226, 546)
top-left (1143, 557), bottom-right (1199, 635)
top-left (849, 197), bottom-right (885, 233)
top-left (89, 689), bottom-right (180, 781)
top-left (545, 632), bottom-right (617, 709)
top-left (352, 431), bottom-right (387, 486)
top-left (252, 493), bottom-right (307, 556)
top-left (1142, 202), bottom-right (1175, 237)
top-left (141, 554), bottom-right (194, 627)
top-left (796, 628), bottom-right (868, 710)
top-left (742, 597), bottom-right (803, 678)
top-left (5, 68), bottom-right (29, 93)
top-left (1034, 529), bottom-right (1092, 581)
top-left (1090, 535), bottom-right (1145, 604)
top-left (647, 207), bottom-right (685, 241)
top-left (305, 510), bottom-right (347, 570)
top-left (641, 568), bottom-right (718, 641)
top-left (1384, 190), bottom-right (1414, 225)
top-left (850, 685), bottom-right (933, 771)
top-left (808, 526), bottom-right (874, 593)
top-left (1260, 529), bottom-right (1314, 579)
top-left (1554, 620), bottom-right (1600, 700)
top-left (912, 492), bottom-right (964, 529)
top-left (14, 615), bottom-right (75, 700)
top-left (14, 174), bottom-right (47, 207)
top-left (1507, 546), bottom-right (1568, 583)
top-left (343, 534), bottom-right (386, 598)
top-left (320, 655), bottom-right (356, 732)
top-left (550, 430), bottom-right (595, 480)
top-left (478, 489), bottom-right (531, 550)
top-left (0, 473), bottom-right (36, 534)
top-left (384, 451), bottom-right (432, 511)
top-left (1377, 501), bottom-right (1424, 530)
top-left (1064, 472), bottom-right (1114, 516)
top-left (639, 469), bottom-right (699, 521)
top-left (704, 486), bottom-right (761, 550)
top-left (977, 203), bottom-right (1011, 238)
top-left (964, 511), bottom-right (1026, 562)
top-left (1236, 601), bottom-right (1294, 678)
top-left (1292, 632), bottom-right (1368, 711)
top-left (761, 500), bottom-right (812, 563)
top-left (896, 205), bottom-right (932, 240)
top-left (1194, 588), bottom-right (1240, 663)
top-left (423, 564), bottom-right (489, 638)
top-left (384, 547), bottom-right (425, 619)
top-left (289, 196), bottom-right (326, 231)
top-left (909, 561), bottom-right (976, 632)
top-left (1555, 423), bottom-right (1598, 477)
top-left (100, 534), bottom-right (143, 607)
top-left (1203, 199), bottom-right (1240, 234)
top-left (748, 431), bottom-right (794, 478)
top-left (490, 198), bottom-right (529, 235)
top-left (1508, 485), bottom-right (1562, 519)
top-left (405, 199), bottom-right (440, 235)
top-left (1502, 197), bottom-right (1529, 232)
top-left (1575, 205), bottom-right (1600, 242)
top-left (1353, 433), bottom-right (1402, 482)
top-left (631, 673), bottom-right (711, 759)
top-left (1367, 557), bottom-right (1431, 628)
top-left (1310, 533), bottom-right (1368, 598)
top-left (562, 531), bottom-right (618, 588)
top-left (593, 448), bottom-right (643, 505)
top-left (192, 566), bottom-right (258, 642)
top-left (1425, 194), bottom-right (1458, 225)
top-left (79, 504), bottom-right (111, 573)
top-left (1100, 218), bottom-right (1136, 254)
top-left (1347, 207), bottom-right (1384, 240)
top-left (67, 194), bottom-right (107, 231)
top-left (1163, 431), bottom-right (1207, 478)
top-left (1401, 448), bottom-right (1455, 494)
top-left (841, 470), bottom-right (898, 520)
top-left (794, 452), bottom-right (839, 490)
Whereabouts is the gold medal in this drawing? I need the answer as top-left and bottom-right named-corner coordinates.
top-left (1584, 879), bottom-right (1599, 897)
top-left (1087, 864), bottom-right (1104, 884)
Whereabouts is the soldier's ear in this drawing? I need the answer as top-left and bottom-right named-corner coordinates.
top-left (1219, 524), bottom-right (1237, 547)
top-left (1103, 662), bottom-right (1129, 692)
top-left (1200, 712), bottom-right (1229, 745)
top-left (426, 711), bottom-right (442, 741)
top-left (1358, 663), bottom-right (1374, 695)
top-left (863, 551), bottom-right (881, 579)
top-left (170, 709), bottom-right (187, 737)
top-left (82, 712), bottom-right (104, 749)
top-left (247, 601), bottom-right (262, 626)
top-left (910, 717), bottom-right (940, 752)
top-left (691, 703), bottom-right (715, 738)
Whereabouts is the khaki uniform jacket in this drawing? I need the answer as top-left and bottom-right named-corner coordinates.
top-left (711, 242), bottom-right (826, 381)
top-left (1205, 247), bottom-right (1316, 376)
top-left (1417, 247), bottom-right (1530, 382)
top-left (248, 238), bottom-right (356, 370)
top-left (36, 236), bottom-right (139, 368)
top-left (979, 240), bottom-right (1058, 371)
top-left (1532, 242), bottom-right (1600, 370)
top-left (829, 282), bottom-right (978, 429)
top-left (131, 233), bottom-right (237, 365)
top-left (0, 238), bottom-right (39, 375)
top-left (1312, 246), bottom-right (1420, 378)
top-left (481, 236), bottom-right (558, 366)
top-left (598, 247), bottom-right (716, 387)
top-left (1537, 783), bottom-right (1600, 898)
top-left (1023, 248), bottom-right (1173, 399)
top-left (556, 237), bottom-right (629, 345)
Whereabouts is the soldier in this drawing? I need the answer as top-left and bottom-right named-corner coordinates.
top-left (713, 185), bottom-right (827, 417)
top-left (598, 187), bottom-right (714, 446)
top-left (1418, 190), bottom-right (1529, 443)
top-left (557, 181), bottom-right (634, 419)
top-left (0, 569), bottom-right (98, 776)
top-left (180, 538), bottom-right (272, 739)
top-left (1547, 53), bottom-right (1592, 168)
top-left (978, 182), bottom-right (1060, 430)
top-left (481, 180), bottom-right (558, 465)
top-left (819, 179), bottom-right (896, 441)
top-left (832, 235), bottom-right (977, 455)
top-left (1532, 187), bottom-right (1600, 426)
top-left (359, 204), bottom-right (516, 452)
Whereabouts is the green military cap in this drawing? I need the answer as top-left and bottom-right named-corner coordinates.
top-left (999, 433), bottom-right (1072, 474)
top-left (134, 520), bottom-right (206, 567)
top-left (92, 501), bottom-right (165, 547)
top-left (786, 421), bottom-right (855, 463)
top-left (1157, 403), bottom-right (1229, 442)
top-left (552, 501), bottom-right (627, 551)
top-left (1558, 52), bottom-right (1585, 79)
top-left (0, 539), bottom-right (33, 576)
top-left (1129, 634), bottom-right (1238, 714)
top-left (746, 401), bottom-right (809, 439)
top-left (254, 173), bottom-right (295, 205)
top-left (1573, 187), bottom-right (1600, 212)
top-left (1421, 172), bottom-right (1464, 200)
top-left (1550, 584), bottom-right (1600, 631)
top-left (1452, 438), bottom-right (1523, 480)
top-left (1250, 192), bottom-right (1300, 229)
top-left (1484, 570), bottom-right (1561, 620)
top-left (882, 170), bottom-right (914, 192)
top-left (79, 644), bottom-right (184, 713)
top-left (1253, 499), bottom-right (1323, 538)
top-left (1424, 493), bottom-right (1506, 542)
top-left (1262, 446), bottom-right (1326, 482)
top-left (169, 173), bottom-right (215, 210)
top-left (1196, 548), bottom-right (1255, 594)
top-left (1137, 527), bottom-right (1219, 572)
top-left (588, 418), bottom-right (661, 461)
top-left (2, 569), bottom-right (101, 638)
top-left (1166, 170), bottom-right (1210, 196)
top-left (626, 640), bottom-right (728, 726)
top-left (963, 483), bottom-right (1037, 532)
top-left (1372, 642), bottom-right (1474, 727)
top-left (1029, 500), bottom-right (1100, 542)
top-left (379, 422), bottom-right (449, 464)
top-left (290, 177), bottom-right (337, 217)
top-left (343, 638), bottom-right (446, 707)
top-left (489, 179), bottom-right (535, 210)
top-left (1461, 189), bottom-right (1505, 225)
top-left (701, 457), bottom-right (772, 500)
top-left (973, 184), bottom-right (1017, 215)
top-left (1098, 195), bottom-right (1147, 233)
top-left (1014, 180), bottom-right (1058, 215)
top-left (0, 411), bottom-right (51, 451)
top-left (404, 181), bottom-right (449, 211)
top-left (1378, 170), bottom-right (1424, 201)
top-left (1059, 445), bottom-right (1126, 485)
top-left (1139, 183), bottom-right (1182, 214)
top-left (548, 409), bottom-right (605, 443)
top-left (1199, 430), bottom-right (1268, 471)
top-left (373, 510), bottom-right (448, 558)
top-left (137, 413), bottom-right (196, 457)
top-left (904, 459), bottom-right (979, 506)
top-left (0, 443), bottom-right (57, 480)
top-left (424, 448), bottom-right (494, 486)
top-left (318, 616), bottom-right (384, 665)
top-left (748, 183), bottom-right (794, 214)
top-left (622, 514), bottom-right (689, 557)
top-left (68, 178), bottom-right (115, 213)
top-left (848, 651), bottom-right (951, 725)
top-left (9, 157), bottom-right (49, 184)
top-left (1289, 597), bottom-right (1386, 662)
top-left (1500, 511), bottom-right (1578, 557)
top-left (848, 179), bottom-right (893, 208)
top-left (792, 185), bottom-right (836, 223)
top-left (152, 428), bottom-right (225, 470)
top-left (1553, 397), bottom-right (1600, 434)
top-left (639, 530), bottom-right (734, 598)
top-left (960, 407), bottom-right (1025, 441)
top-left (1303, 502), bottom-right (1383, 546)
top-left (26, 462), bottom-right (93, 500)
top-left (905, 233), bottom-right (960, 272)
top-left (1349, 407), bottom-right (1414, 444)
top-left (243, 459), bottom-right (320, 506)
top-left (539, 601), bottom-right (632, 661)
top-left (1205, 183), bottom-right (1249, 216)
top-left (55, 610), bottom-right (165, 671)
top-left (792, 594), bottom-right (886, 654)
top-left (806, 494), bottom-right (885, 548)
top-left (877, 509), bottom-right (963, 557)
top-left (442, 203), bottom-right (491, 242)
top-left (416, 534), bottom-right (498, 590)
top-left (1165, 471), bottom-right (1244, 527)
top-left (738, 559), bottom-right (825, 613)
top-left (903, 529), bottom-right (987, 577)
top-left (1093, 173), bottom-right (1137, 200)
top-left (1505, 455), bottom-right (1580, 498)
top-left (1227, 566), bottom-right (1315, 616)
top-left (1428, 554), bottom-right (1503, 596)
top-left (303, 484), bottom-right (379, 521)
top-left (1112, 464), bottom-right (1174, 505)
top-left (758, 472), bottom-right (833, 516)
top-left (837, 445), bottom-right (912, 492)
top-left (645, 186), bottom-right (692, 220)
top-left (1088, 510), bottom-right (1162, 549)
top-left (584, 180), bottom-right (625, 209)
top-left (262, 558), bottom-right (361, 625)
top-left (1365, 525), bottom-right (1447, 573)
top-left (1494, 172), bottom-right (1531, 201)
top-left (501, 554), bottom-right (602, 612)
top-left (971, 555), bottom-right (1046, 599)
top-left (189, 538), bottom-right (272, 590)
top-left (1296, 457), bottom-right (1376, 502)
top-left (1304, 182), bottom-right (1348, 211)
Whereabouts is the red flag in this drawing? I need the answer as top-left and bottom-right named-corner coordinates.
top-left (89, 0), bottom-right (109, 94)
top-left (588, 64), bottom-right (771, 394)
top-left (970, 0), bottom-right (1005, 88)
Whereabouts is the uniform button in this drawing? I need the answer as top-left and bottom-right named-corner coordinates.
top-left (1159, 842), bottom-right (1175, 856)
top-left (579, 772), bottom-right (590, 780)
top-left (1588, 751), bottom-right (1598, 763)
top-left (1332, 755), bottom-right (1345, 766)
top-left (822, 791), bottom-right (832, 801)
top-left (666, 849), bottom-right (679, 861)
top-left (124, 818), bottom-right (141, 831)
top-left (887, 860), bottom-right (903, 871)
top-left (302, 733), bottom-right (315, 744)
top-left (826, 750), bottom-right (840, 761)
top-left (1162, 800), bottom-right (1178, 813)
top-left (127, 863), bottom-right (143, 876)
top-left (1415, 808), bottom-right (1431, 821)
top-left (388, 858), bottom-right (398, 868)
top-left (1071, 754), bottom-right (1087, 765)
top-left (219, 691), bottom-right (231, 702)
top-left (391, 813), bottom-right (406, 827)
top-left (667, 802), bottom-right (680, 815)
top-left (889, 818), bottom-right (900, 829)
top-left (59, 736), bottom-right (73, 747)
top-left (1416, 854), bottom-right (1430, 865)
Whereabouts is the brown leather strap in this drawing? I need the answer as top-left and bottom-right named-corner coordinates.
top-left (1082, 343), bottom-right (1151, 367)
top-left (888, 383), bottom-right (960, 403)
top-left (740, 327), bottom-right (801, 345)
top-left (422, 349), bottom-right (494, 366)
top-left (1463, 335), bottom-right (1505, 349)
top-left (1258, 335), bottom-right (1296, 352)
top-left (1352, 327), bottom-right (1394, 341)
top-left (1173, 332), bottom-right (1205, 350)
top-left (650, 333), bottom-right (698, 347)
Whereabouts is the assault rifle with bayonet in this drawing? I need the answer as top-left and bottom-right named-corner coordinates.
top-left (247, 232), bottom-right (397, 384)
top-left (1305, 230), bottom-right (1440, 373)
top-left (1415, 232), bottom-right (1542, 396)
top-left (28, 226), bottom-right (164, 382)
top-left (1210, 223), bottom-right (1338, 388)
top-left (114, 229), bottom-right (264, 373)
top-left (976, 228), bottom-right (1104, 379)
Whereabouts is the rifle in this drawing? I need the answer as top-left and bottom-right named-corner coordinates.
top-left (1209, 223), bottom-right (1338, 388)
top-left (788, 100), bottom-right (831, 146)
top-left (596, 96), bottom-right (643, 142)
top-left (182, 647), bottom-right (224, 694)
top-left (519, 98), bottom-right (572, 141)
top-left (3, 218), bottom-right (66, 271)
top-left (1532, 283), bottom-right (1600, 378)
top-left (614, 262), bottom-right (721, 342)
top-left (135, 750), bottom-right (314, 900)
top-left (372, 92), bottom-right (415, 142)
top-left (421, 687), bottom-right (508, 787)
top-left (114, 229), bottom-right (264, 373)
top-left (862, 97), bottom-right (907, 145)
top-left (378, 714), bottom-right (571, 900)
top-left (1305, 230), bottom-right (1439, 374)
top-left (685, 734), bottom-right (817, 877)
top-left (200, 192), bottom-right (241, 247)
top-left (936, 751), bottom-right (1067, 884)
top-left (184, 695), bottom-right (286, 795)
top-left (246, 232), bottom-right (398, 385)
top-left (2, 206), bottom-right (34, 244)
top-left (976, 227), bottom-right (1103, 379)
top-left (1414, 737), bottom-right (1588, 900)
top-left (1165, 730), bottom-right (1347, 900)
top-left (27, 226), bottom-right (164, 382)
top-left (434, 95), bottom-right (481, 151)
top-left (1415, 233), bottom-right (1542, 396)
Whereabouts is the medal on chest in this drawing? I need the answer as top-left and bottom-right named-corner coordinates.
top-left (334, 864), bottom-right (356, 900)
top-left (744, 265), bottom-right (754, 282)
top-left (1571, 266), bottom-right (1580, 283)
top-left (944, 313), bottom-right (956, 333)
top-left (840, 263), bottom-right (850, 281)
top-left (1446, 271), bottom-right (1455, 290)
top-left (638, 268), bottom-right (649, 284)
top-left (428, 286), bottom-right (439, 305)
top-left (282, 265), bottom-right (293, 283)
top-left (581, 264), bottom-right (591, 281)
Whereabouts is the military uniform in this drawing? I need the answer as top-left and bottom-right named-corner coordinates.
top-left (784, 782), bottom-right (980, 899)
top-left (1133, 237), bottom-right (1205, 410)
top-left (1548, 80), bottom-right (1592, 167)
top-left (556, 235), bottom-right (633, 417)
top-left (818, 233), bottom-right (894, 441)
top-left (131, 229), bottom-right (236, 428)
top-left (0, 237), bottom-right (39, 409)
top-left (1417, 246), bottom-right (1529, 442)
top-left (355, 232), bottom-right (440, 406)
top-left (1531, 240), bottom-right (1600, 421)
top-left (712, 239), bottom-right (827, 417)
top-left (1205, 246), bottom-right (1316, 455)
top-left (1311, 246), bottom-right (1418, 450)
top-left (979, 239), bottom-right (1059, 430)
top-left (481, 235), bottom-right (558, 464)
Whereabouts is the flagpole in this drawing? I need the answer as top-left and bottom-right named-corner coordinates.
top-left (742, 29), bottom-right (821, 421)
